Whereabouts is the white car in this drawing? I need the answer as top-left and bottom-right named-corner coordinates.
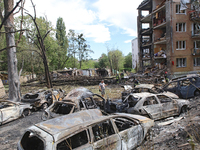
top-left (0, 100), bottom-right (31, 125)
top-left (18, 109), bottom-right (154, 150)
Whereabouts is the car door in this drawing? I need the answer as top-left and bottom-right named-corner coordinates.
top-left (90, 119), bottom-right (121, 150)
top-left (1, 101), bottom-right (20, 123)
top-left (179, 79), bottom-right (196, 98)
top-left (157, 95), bottom-right (179, 118)
top-left (112, 117), bottom-right (143, 150)
top-left (142, 96), bottom-right (162, 120)
top-left (56, 129), bottom-right (93, 150)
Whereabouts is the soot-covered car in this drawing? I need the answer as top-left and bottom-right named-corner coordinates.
top-left (163, 74), bottom-right (200, 98)
top-left (21, 89), bottom-right (65, 110)
top-left (18, 109), bottom-right (154, 150)
top-left (0, 100), bottom-right (31, 125)
top-left (125, 92), bottom-right (189, 120)
top-left (41, 87), bottom-right (106, 120)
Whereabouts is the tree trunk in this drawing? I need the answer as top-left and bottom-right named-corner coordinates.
top-left (4, 0), bottom-right (20, 101)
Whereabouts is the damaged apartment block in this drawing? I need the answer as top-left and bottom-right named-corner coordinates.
top-left (137, 0), bottom-right (200, 76)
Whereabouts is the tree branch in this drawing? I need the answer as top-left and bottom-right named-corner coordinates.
top-left (0, 46), bottom-right (17, 53)
top-left (0, 0), bottom-right (23, 30)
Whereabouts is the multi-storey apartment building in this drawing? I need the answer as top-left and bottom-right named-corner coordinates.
top-left (137, 0), bottom-right (200, 76)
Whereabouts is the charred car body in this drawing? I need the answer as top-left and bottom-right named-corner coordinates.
top-left (0, 100), bottom-right (31, 125)
top-left (21, 89), bottom-right (65, 110)
top-left (121, 84), bottom-right (178, 100)
top-left (125, 92), bottom-right (189, 120)
top-left (18, 109), bottom-right (154, 150)
top-left (163, 74), bottom-right (200, 99)
top-left (41, 87), bottom-right (106, 120)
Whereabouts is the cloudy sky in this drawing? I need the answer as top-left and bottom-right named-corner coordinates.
top-left (22, 0), bottom-right (143, 59)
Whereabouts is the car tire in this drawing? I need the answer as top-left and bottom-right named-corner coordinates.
top-left (41, 112), bottom-right (50, 121)
top-left (194, 90), bottom-right (200, 96)
top-left (181, 106), bottom-right (188, 113)
top-left (22, 109), bottom-right (31, 117)
top-left (42, 103), bottom-right (48, 110)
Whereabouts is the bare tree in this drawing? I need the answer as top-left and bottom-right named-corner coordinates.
top-left (26, 0), bottom-right (52, 88)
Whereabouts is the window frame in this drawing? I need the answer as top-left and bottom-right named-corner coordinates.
top-left (176, 23), bottom-right (186, 32)
top-left (176, 4), bottom-right (186, 14)
top-left (176, 41), bottom-right (186, 50)
top-left (194, 57), bottom-right (200, 66)
top-left (56, 129), bottom-right (90, 150)
top-left (176, 58), bottom-right (187, 68)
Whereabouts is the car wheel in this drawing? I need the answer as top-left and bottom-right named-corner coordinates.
top-left (22, 109), bottom-right (31, 117)
top-left (194, 90), bottom-right (200, 96)
top-left (181, 106), bottom-right (188, 113)
top-left (41, 112), bottom-right (49, 121)
top-left (42, 103), bottom-right (48, 110)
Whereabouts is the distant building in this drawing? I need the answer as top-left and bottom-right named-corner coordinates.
top-left (131, 38), bottom-right (139, 69)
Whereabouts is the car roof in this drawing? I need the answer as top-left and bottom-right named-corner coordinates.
top-left (135, 84), bottom-right (154, 89)
top-left (35, 109), bottom-right (104, 135)
top-left (129, 92), bottom-right (155, 97)
top-left (34, 109), bottom-right (153, 142)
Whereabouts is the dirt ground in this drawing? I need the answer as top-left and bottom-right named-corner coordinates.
top-left (1, 84), bottom-right (200, 150)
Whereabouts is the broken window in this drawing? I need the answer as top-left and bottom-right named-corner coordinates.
top-left (176, 58), bottom-right (186, 67)
top-left (128, 96), bottom-right (140, 107)
top-left (113, 117), bottom-right (136, 132)
top-left (194, 57), bottom-right (200, 66)
top-left (52, 103), bottom-right (74, 114)
top-left (157, 95), bottom-right (172, 103)
top-left (143, 96), bottom-right (158, 106)
top-left (166, 82), bottom-right (178, 89)
top-left (176, 23), bottom-right (186, 32)
top-left (180, 80), bottom-right (190, 87)
top-left (20, 131), bottom-right (44, 150)
top-left (176, 4), bottom-right (185, 14)
top-left (82, 97), bottom-right (97, 109)
top-left (57, 130), bottom-right (88, 150)
top-left (176, 41), bottom-right (186, 50)
top-left (92, 120), bottom-right (115, 142)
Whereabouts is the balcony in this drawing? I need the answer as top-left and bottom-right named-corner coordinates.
top-left (141, 28), bottom-right (152, 35)
top-left (190, 11), bottom-right (200, 22)
top-left (192, 48), bottom-right (200, 55)
top-left (141, 14), bottom-right (152, 23)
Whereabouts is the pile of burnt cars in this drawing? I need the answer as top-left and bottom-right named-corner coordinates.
top-left (41, 87), bottom-right (106, 120)
top-left (18, 109), bottom-right (154, 150)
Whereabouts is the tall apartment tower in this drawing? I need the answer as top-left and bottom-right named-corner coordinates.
top-left (137, 0), bottom-right (200, 76)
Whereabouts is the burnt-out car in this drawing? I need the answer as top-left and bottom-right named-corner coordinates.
top-left (41, 87), bottom-right (106, 120)
top-left (125, 92), bottom-right (189, 120)
top-left (0, 100), bottom-right (31, 125)
top-left (121, 84), bottom-right (179, 100)
top-left (163, 74), bottom-right (200, 98)
top-left (21, 89), bottom-right (65, 110)
top-left (18, 109), bottom-right (154, 150)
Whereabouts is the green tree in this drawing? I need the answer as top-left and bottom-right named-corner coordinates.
top-left (108, 49), bottom-right (124, 73)
top-left (56, 17), bottom-right (67, 48)
top-left (124, 52), bottom-right (132, 69)
top-left (98, 53), bottom-right (109, 68)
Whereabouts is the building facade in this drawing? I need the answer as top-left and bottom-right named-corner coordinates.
top-left (137, 0), bottom-right (200, 75)
top-left (131, 38), bottom-right (139, 69)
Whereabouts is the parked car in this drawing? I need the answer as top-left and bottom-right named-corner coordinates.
top-left (163, 74), bottom-right (200, 98)
top-left (121, 84), bottom-right (179, 100)
top-left (21, 89), bottom-right (65, 110)
top-left (41, 87), bottom-right (106, 120)
top-left (0, 100), bottom-right (31, 125)
top-left (125, 92), bottom-right (189, 120)
top-left (18, 109), bottom-right (154, 150)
